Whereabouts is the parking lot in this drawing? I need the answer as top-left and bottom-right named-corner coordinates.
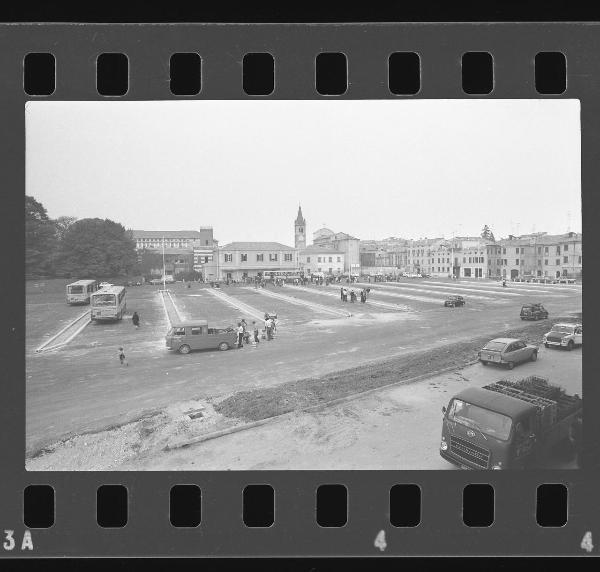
top-left (26, 277), bottom-right (582, 465)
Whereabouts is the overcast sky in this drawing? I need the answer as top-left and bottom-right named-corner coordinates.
top-left (26, 100), bottom-right (581, 246)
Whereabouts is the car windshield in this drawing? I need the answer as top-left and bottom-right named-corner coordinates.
top-left (482, 341), bottom-right (507, 352)
top-left (447, 399), bottom-right (513, 441)
top-left (551, 325), bottom-right (574, 334)
top-left (92, 294), bottom-right (116, 306)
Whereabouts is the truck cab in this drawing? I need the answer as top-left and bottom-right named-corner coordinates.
top-left (440, 379), bottom-right (582, 469)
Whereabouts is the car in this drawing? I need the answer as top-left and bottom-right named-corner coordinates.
top-left (543, 323), bottom-right (582, 350)
top-left (478, 337), bottom-right (538, 369)
top-left (150, 278), bottom-right (163, 285)
top-left (98, 282), bottom-right (112, 289)
top-left (444, 295), bottom-right (465, 307)
top-left (520, 303), bottom-right (548, 321)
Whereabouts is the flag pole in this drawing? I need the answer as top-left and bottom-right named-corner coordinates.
top-left (162, 236), bottom-right (166, 291)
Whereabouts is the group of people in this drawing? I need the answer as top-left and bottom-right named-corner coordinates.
top-left (236, 314), bottom-right (277, 348)
top-left (340, 287), bottom-right (369, 303)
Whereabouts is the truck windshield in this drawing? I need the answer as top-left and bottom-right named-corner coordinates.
top-left (551, 325), bottom-right (574, 333)
top-left (68, 286), bottom-right (84, 293)
top-left (91, 294), bottom-right (116, 306)
top-left (482, 341), bottom-right (507, 352)
top-left (447, 399), bottom-right (513, 441)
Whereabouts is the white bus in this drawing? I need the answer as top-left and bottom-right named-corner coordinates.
top-left (66, 279), bottom-right (98, 305)
top-left (90, 285), bottom-right (127, 321)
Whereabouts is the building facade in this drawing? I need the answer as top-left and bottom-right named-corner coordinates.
top-left (312, 228), bottom-right (360, 274)
top-left (298, 246), bottom-right (345, 275)
top-left (294, 206), bottom-right (307, 250)
top-left (216, 242), bottom-right (298, 281)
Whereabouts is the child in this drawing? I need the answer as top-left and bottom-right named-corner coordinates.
top-left (118, 347), bottom-right (128, 366)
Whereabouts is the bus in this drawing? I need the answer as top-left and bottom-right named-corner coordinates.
top-left (66, 279), bottom-right (98, 305)
top-left (90, 285), bottom-right (127, 322)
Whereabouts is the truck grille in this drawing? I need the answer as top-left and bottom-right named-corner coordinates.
top-left (547, 336), bottom-right (564, 343)
top-left (449, 435), bottom-right (490, 469)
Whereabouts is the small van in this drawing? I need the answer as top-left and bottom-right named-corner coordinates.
top-left (166, 320), bottom-right (237, 354)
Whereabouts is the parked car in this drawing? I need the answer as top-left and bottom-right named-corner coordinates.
top-left (166, 320), bottom-right (237, 354)
top-left (150, 278), bottom-right (163, 285)
top-left (478, 337), bottom-right (538, 369)
top-left (444, 295), bottom-right (465, 307)
top-left (543, 323), bottom-right (582, 350)
top-left (98, 282), bottom-right (112, 289)
top-left (520, 303), bottom-right (548, 321)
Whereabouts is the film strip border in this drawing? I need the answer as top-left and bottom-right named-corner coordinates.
top-left (2, 23), bottom-right (599, 556)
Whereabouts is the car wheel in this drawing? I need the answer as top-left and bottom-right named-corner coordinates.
top-left (567, 340), bottom-right (574, 351)
top-left (178, 344), bottom-right (191, 354)
top-left (218, 342), bottom-right (230, 351)
top-left (531, 351), bottom-right (538, 362)
top-left (507, 361), bottom-right (515, 370)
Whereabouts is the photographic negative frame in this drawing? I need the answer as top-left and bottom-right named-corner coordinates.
top-left (2, 22), bottom-right (599, 557)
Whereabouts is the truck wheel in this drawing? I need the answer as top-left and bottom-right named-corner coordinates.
top-left (530, 351), bottom-right (538, 362)
top-left (507, 362), bottom-right (515, 370)
top-left (178, 344), bottom-right (191, 354)
top-left (567, 340), bottom-right (574, 351)
top-left (218, 342), bottom-right (230, 351)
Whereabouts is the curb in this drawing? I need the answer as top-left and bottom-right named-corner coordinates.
top-left (165, 359), bottom-right (479, 451)
top-left (35, 309), bottom-right (91, 353)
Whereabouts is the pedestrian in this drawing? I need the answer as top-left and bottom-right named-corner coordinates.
top-left (252, 321), bottom-right (260, 344)
top-left (118, 346), bottom-right (128, 366)
top-left (132, 311), bottom-right (140, 328)
top-left (350, 289), bottom-right (356, 303)
top-left (340, 287), bottom-right (344, 301)
top-left (237, 322), bottom-right (244, 348)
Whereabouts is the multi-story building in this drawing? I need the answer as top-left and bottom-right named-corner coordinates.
top-left (299, 246), bottom-right (345, 275)
top-left (215, 242), bottom-right (298, 281)
top-left (490, 232), bottom-right (582, 279)
top-left (313, 228), bottom-right (360, 274)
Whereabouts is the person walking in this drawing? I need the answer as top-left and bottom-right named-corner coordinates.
top-left (350, 289), bottom-right (356, 303)
top-left (340, 287), bottom-right (344, 301)
top-left (132, 311), bottom-right (140, 329)
top-left (118, 346), bottom-right (128, 366)
top-left (252, 321), bottom-right (260, 344)
top-left (236, 322), bottom-right (244, 348)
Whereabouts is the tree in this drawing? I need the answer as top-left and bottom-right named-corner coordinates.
top-left (54, 216), bottom-right (78, 242)
top-left (136, 248), bottom-right (164, 278)
top-left (56, 218), bottom-right (137, 278)
top-left (481, 225), bottom-right (495, 242)
top-left (25, 195), bottom-right (57, 278)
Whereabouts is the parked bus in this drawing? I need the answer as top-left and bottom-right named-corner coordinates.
top-left (66, 279), bottom-right (98, 305)
top-left (90, 285), bottom-right (127, 322)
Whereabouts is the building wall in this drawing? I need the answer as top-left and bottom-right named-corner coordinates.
top-left (299, 251), bottom-right (344, 275)
top-left (218, 247), bottom-right (298, 281)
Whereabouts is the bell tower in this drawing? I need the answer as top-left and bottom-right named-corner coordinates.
top-left (294, 205), bottom-right (306, 249)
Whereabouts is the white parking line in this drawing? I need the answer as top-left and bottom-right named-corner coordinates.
top-left (289, 284), bottom-right (430, 307)
top-left (249, 287), bottom-right (352, 317)
top-left (206, 288), bottom-right (269, 322)
top-left (415, 281), bottom-right (567, 297)
top-left (420, 280), bottom-right (579, 294)
top-left (357, 282), bottom-right (497, 301)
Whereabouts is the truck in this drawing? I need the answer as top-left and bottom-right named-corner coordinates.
top-left (439, 376), bottom-right (581, 469)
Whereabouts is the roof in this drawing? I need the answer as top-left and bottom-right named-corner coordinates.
top-left (132, 230), bottom-right (202, 239)
top-left (486, 337), bottom-right (522, 344)
top-left (170, 320), bottom-right (209, 327)
top-left (295, 205), bottom-right (305, 224)
top-left (68, 279), bottom-right (97, 285)
top-left (93, 285), bottom-right (125, 294)
top-left (220, 242), bottom-right (296, 251)
top-left (453, 386), bottom-right (535, 418)
top-left (300, 246), bottom-right (344, 255)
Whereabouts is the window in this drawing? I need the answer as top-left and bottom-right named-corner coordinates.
top-left (556, 259), bottom-right (560, 266)
top-left (329, 257), bottom-right (332, 263)
top-left (224, 253), bottom-right (232, 262)
top-left (284, 253), bottom-right (293, 262)
top-left (502, 248), bottom-right (506, 254)
top-left (256, 254), bottom-right (264, 262)
top-left (241, 254), bottom-right (248, 262)
top-left (172, 327), bottom-right (185, 336)
top-left (516, 248), bottom-right (520, 254)
top-left (515, 259), bottom-right (519, 266)
top-left (337, 257), bottom-right (341, 263)
top-left (299, 227), bottom-right (303, 233)
top-left (537, 260), bottom-right (542, 266)
top-left (318, 257), bottom-right (322, 263)
top-left (544, 246), bottom-right (548, 254)
top-left (269, 253), bottom-right (278, 261)
top-left (191, 327), bottom-right (202, 335)
top-left (463, 257), bottom-right (466, 263)
top-left (545, 259), bottom-right (548, 265)
top-left (556, 246), bottom-right (561, 254)
top-left (563, 256), bottom-right (568, 263)
top-left (538, 247), bottom-right (542, 254)
top-left (564, 244), bottom-right (568, 251)
top-left (307, 256), bottom-right (311, 263)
